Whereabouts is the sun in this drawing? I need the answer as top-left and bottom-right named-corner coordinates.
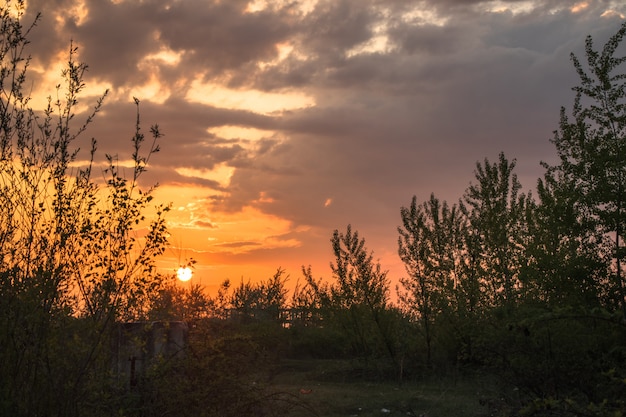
top-left (176, 266), bottom-right (193, 282)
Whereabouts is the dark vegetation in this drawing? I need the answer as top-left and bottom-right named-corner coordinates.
top-left (0, 2), bottom-right (625, 416)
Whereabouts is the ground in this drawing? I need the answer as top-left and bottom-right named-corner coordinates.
top-left (267, 359), bottom-right (496, 417)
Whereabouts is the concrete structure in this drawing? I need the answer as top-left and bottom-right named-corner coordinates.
top-left (114, 321), bottom-right (188, 387)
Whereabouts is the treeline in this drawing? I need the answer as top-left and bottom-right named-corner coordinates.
top-left (147, 21), bottom-right (626, 416)
top-left (1, 2), bottom-right (625, 416)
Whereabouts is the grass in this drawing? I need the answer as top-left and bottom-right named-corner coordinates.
top-left (266, 359), bottom-right (496, 417)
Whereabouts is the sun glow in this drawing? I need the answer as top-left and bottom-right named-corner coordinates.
top-left (571, 2), bottom-right (589, 13)
top-left (487, 1), bottom-right (536, 14)
top-left (601, 9), bottom-right (625, 18)
top-left (175, 164), bottom-right (235, 188)
top-left (177, 266), bottom-right (193, 282)
top-left (186, 78), bottom-right (315, 114)
top-left (208, 126), bottom-right (270, 141)
top-left (153, 184), bottom-right (301, 255)
top-left (245, 0), bottom-right (318, 15)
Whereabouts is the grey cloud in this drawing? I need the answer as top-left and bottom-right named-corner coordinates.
top-left (157, 1), bottom-right (294, 83)
top-left (213, 3), bottom-right (623, 230)
top-left (67, 1), bottom-right (162, 87)
top-left (191, 220), bottom-right (218, 229)
top-left (388, 22), bottom-right (473, 56)
top-left (299, 1), bottom-right (377, 55)
top-left (26, 0), bottom-right (297, 90)
top-left (85, 97), bottom-right (277, 163)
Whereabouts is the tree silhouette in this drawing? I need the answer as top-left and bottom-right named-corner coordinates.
top-left (398, 194), bottom-right (465, 364)
top-left (460, 152), bottom-right (528, 308)
top-left (547, 21), bottom-right (626, 315)
top-left (0, 4), bottom-right (168, 416)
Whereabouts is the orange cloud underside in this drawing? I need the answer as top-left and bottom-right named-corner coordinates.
top-left (154, 182), bottom-right (299, 251)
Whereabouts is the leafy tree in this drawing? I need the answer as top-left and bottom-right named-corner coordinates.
top-left (289, 267), bottom-right (325, 327)
top-left (259, 268), bottom-right (290, 322)
top-left (397, 194), bottom-right (464, 364)
top-left (329, 225), bottom-right (390, 311)
top-left (481, 25), bottom-right (626, 415)
top-left (547, 21), bottom-right (626, 315)
top-left (523, 169), bottom-right (608, 307)
top-left (319, 225), bottom-right (397, 365)
top-left (460, 152), bottom-right (529, 308)
top-left (0, 3), bottom-right (168, 416)
top-left (208, 278), bottom-right (233, 319)
top-left (71, 100), bottom-right (167, 323)
top-left (230, 268), bottom-right (289, 323)
top-left (149, 279), bottom-right (211, 321)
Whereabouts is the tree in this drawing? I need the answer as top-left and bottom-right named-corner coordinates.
top-left (230, 268), bottom-right (289, 323)
top-left (329, 225), bottom-right (390, 313)
top-left (547, 21), bottom-right (626, 315)
top-left (149, 279), bottom-right (211, 321)
top-left (477, 25), bottom-right (626, 414)
top-left (208, 278), bottom-right (233, 319)
top-left (397, 194), bottom-right (464, 364)
top-left (522, 169), bottom-right (608, 307)
top-left (320, 225), bottom-right (397, 364)
top-left (289, 267), bottom-right (325, 326)
top-left (301, 226), bottom-right (393, 361)
top-left (460, 152), bottom-right (529, 308)
top-left (0, 3), bottom-right (168, 416)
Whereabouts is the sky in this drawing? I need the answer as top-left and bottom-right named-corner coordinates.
top-left (19, 0), bottom-right (626, 295)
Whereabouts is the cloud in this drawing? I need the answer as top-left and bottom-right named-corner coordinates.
top-left (19, 0), bottom-right (626, 282)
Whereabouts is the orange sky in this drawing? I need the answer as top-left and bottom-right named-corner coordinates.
top-left (21, 0), bottom-right (626, 296)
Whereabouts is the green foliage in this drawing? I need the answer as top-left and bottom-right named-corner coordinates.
top-left (548, 20), bottom-right (626, 314)
top-left (299, 226), bottom-right (406, 379)
top-left (385, 24), bottom-right (626, 414)
top-left (229, 268), bottom-right (289, 324)
top-left (398, 193), bottom-right (465, 364)
top-left (461, 152), bottom-right (529, 307)
top-left (523, 170), bottom-right (608, 307)
top-left (148, 279), bottom-right (212, 321)
top-left (471, 305), bottom-right (626, 416)
top-left (329, 225), bottom-right (390, 311)
top-left (101, 319), bottom-right (303, 417)
top-left (396, 155), bottom-right (530, 370)
top-left (286, 323), bottom-right (352, 359)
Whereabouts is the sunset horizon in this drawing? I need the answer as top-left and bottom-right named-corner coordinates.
top-left (18, 0), bottom-right (625, 296)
